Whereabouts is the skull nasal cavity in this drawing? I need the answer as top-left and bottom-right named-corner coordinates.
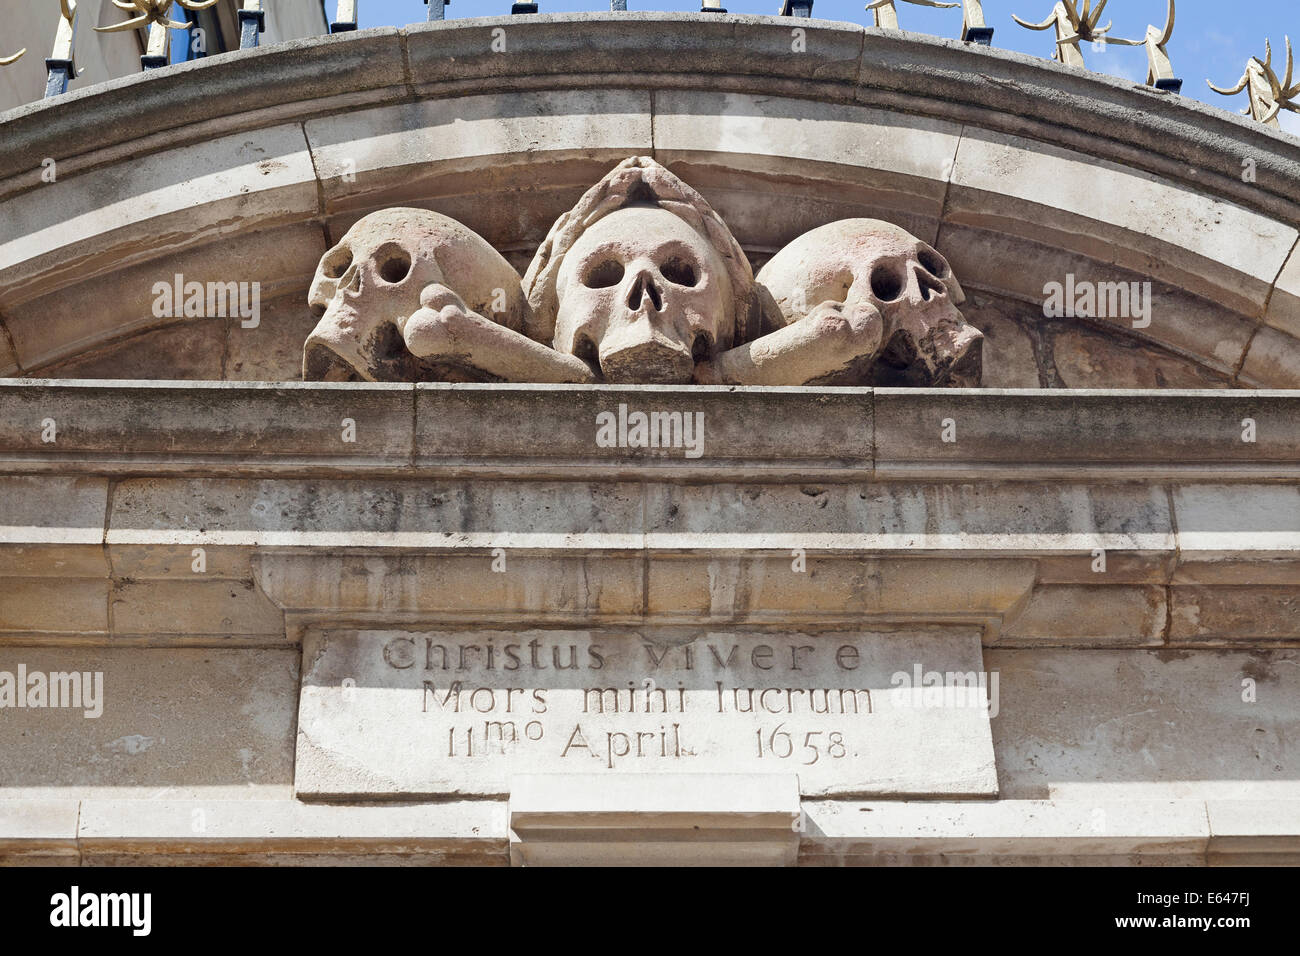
top-left (870, 264), bottom-right (905, 302)
top-left (628, 274), bottom-right (663, 312)
top-left (918, 247), bottom-right (949, 278)
top-left (918, 270), bottom-right (946, 302)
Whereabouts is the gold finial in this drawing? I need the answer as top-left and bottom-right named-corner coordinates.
top-left (959, 2), bottom-right (993, 43)
top-left (1139, 0), bottom-right (1179, 90)
top-left (1209, 37), bottom-right (1300, 129)
top-left (53, 0), bottom-right (79, 63)
top-left (867, 1), bottom-right (992, 44)
top-left (1013, 0), bottom-right (1139, 70)
top-left (866, 0), bottom-right (959, 31)
top-left (94, 0), bottom-right (220, 34)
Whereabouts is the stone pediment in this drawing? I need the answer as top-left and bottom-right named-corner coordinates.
top-left (0, 14), bottom-right (1296, 388)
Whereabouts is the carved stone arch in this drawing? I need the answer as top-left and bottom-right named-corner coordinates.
top-left (0, 16), bottom-right (1296, 387)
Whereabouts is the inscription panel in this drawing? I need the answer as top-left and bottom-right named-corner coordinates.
top-left (295, 629), bottom-right (997, 798)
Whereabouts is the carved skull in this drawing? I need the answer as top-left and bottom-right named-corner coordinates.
top-left (553, 205), bottom-right (734, 384)
top-left (305, 208), bottom-right (527, 381)
top-left (756, 219), bottom-right (982, 386)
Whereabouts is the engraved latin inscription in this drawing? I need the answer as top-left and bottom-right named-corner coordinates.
top-left (294, 629), bottom-right (998, 798)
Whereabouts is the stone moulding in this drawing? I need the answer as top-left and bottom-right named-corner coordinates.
top-left (11, 795), bottom-right (1298, 865)
top-left (1, 382), bottom-right (1297, 646)
top-left (0, 381), bottom-right (1297, 479)
top-left (1, 14), bottom-right (1296, 209)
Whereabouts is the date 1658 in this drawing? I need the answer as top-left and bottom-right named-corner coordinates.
top-left (756, 724), bottom-right (848, 764)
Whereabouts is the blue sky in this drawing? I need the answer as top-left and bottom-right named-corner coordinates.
top-left (340, 0), bottom-right (1300, 133)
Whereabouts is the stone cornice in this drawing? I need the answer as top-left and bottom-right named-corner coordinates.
top-left (0, 381), bottom-right (1296, 481)
top-left (1, 383), bottom-right (1296, 646)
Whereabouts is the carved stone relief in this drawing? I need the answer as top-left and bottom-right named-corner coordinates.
top-left (303, 157), bottom-right (984, 386)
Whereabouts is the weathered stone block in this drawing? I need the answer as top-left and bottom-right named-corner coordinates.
top-left (938, 224), bottom-right (1258, 375)
top-left (1050, 325), bottom-right (1231, 389)
top-left (653, 91), bottom-right (960, 239)
top-left (947, 128), bottom-right (1295, 318)
top-left (4, 223), bottom-right (323, 374)
top-left (999, 585), bottom-right (1166, 646)
top-left (109, 580), bottom-right (284, 639)
top-left (1206, 799), bottom-right (1300, 860)
top-left (403, 13), bottom-right (863, 94)
top-left (76, 798), bottom-right (505, 866)
top-left (645, 556), bottom-right (1035, 626)
top-left (961, 301), bottom-right (1040, 388)
top-left (1169, 586), bottom-right (1300, 642)
top-left (1264, 240), bottom-right (1300, 340)
top-left (414, 384), bottom-right (872, 475)
top-left (0, 647), bottom-right (297, 799)
top-left (800, 798), bottom-right (1210, 864)
top-left (0, 125), bottom-right (320, 308)
top-left (0, 28), bottom-right (404, 184)
top-left (1172, 484), bottom-right (1300, 584)
top-left (0, 381), bottom-right (414, 469)
top-left (509, 773), bottom-right (800, 866)
top-left (874, 390), bottom-right (1300, 475)
top-left (989, 647), bottom-right (1300, 801)
top-left (0, 577), bottom-right (108, 635)
top-left (1239, 324), bottom-right (1300, 388)
top-left (305, 91), bottom-right (652, 215)
top-left (0, 476), bottom-right (108, 578)
top-left (254, 552), bottom-right (644, 621)
top-left (0, 800), bottom-right (81, 865)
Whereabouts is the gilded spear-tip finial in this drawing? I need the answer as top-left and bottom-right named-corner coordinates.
top-left (1013, 0), bottom-right (1141, 70)
top-left (1137, 0), bottom-right (1180, 92)
top-left (45, 0), bottom-right (81, 98)
top-left (1209, 37), bottom-right (1300, 129)
top-left (94, 0), bottom-right (220, 34)
top-left (97, 1), bottom-right (218, 71)
top-left (866, 0), bottom-right (993, 44)
top-left (866, 0), bottom-right (959, 32)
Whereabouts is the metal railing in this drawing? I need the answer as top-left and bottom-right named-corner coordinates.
top-left (9, 0), bottom-right (1280, 127)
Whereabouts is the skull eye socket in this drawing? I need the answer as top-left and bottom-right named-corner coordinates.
top-left (870, 263), bottom-right (906, 302)
top-left (323, 248), bottom-right (353, 280)
top-left (917, 247), bottom-right (950, 279)
top-left (374, 244), bottom-right (412, 284)
top-left (660, 257), bottom-right (698, 287)
top-left (582, 260), bottom-right (625, 289)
